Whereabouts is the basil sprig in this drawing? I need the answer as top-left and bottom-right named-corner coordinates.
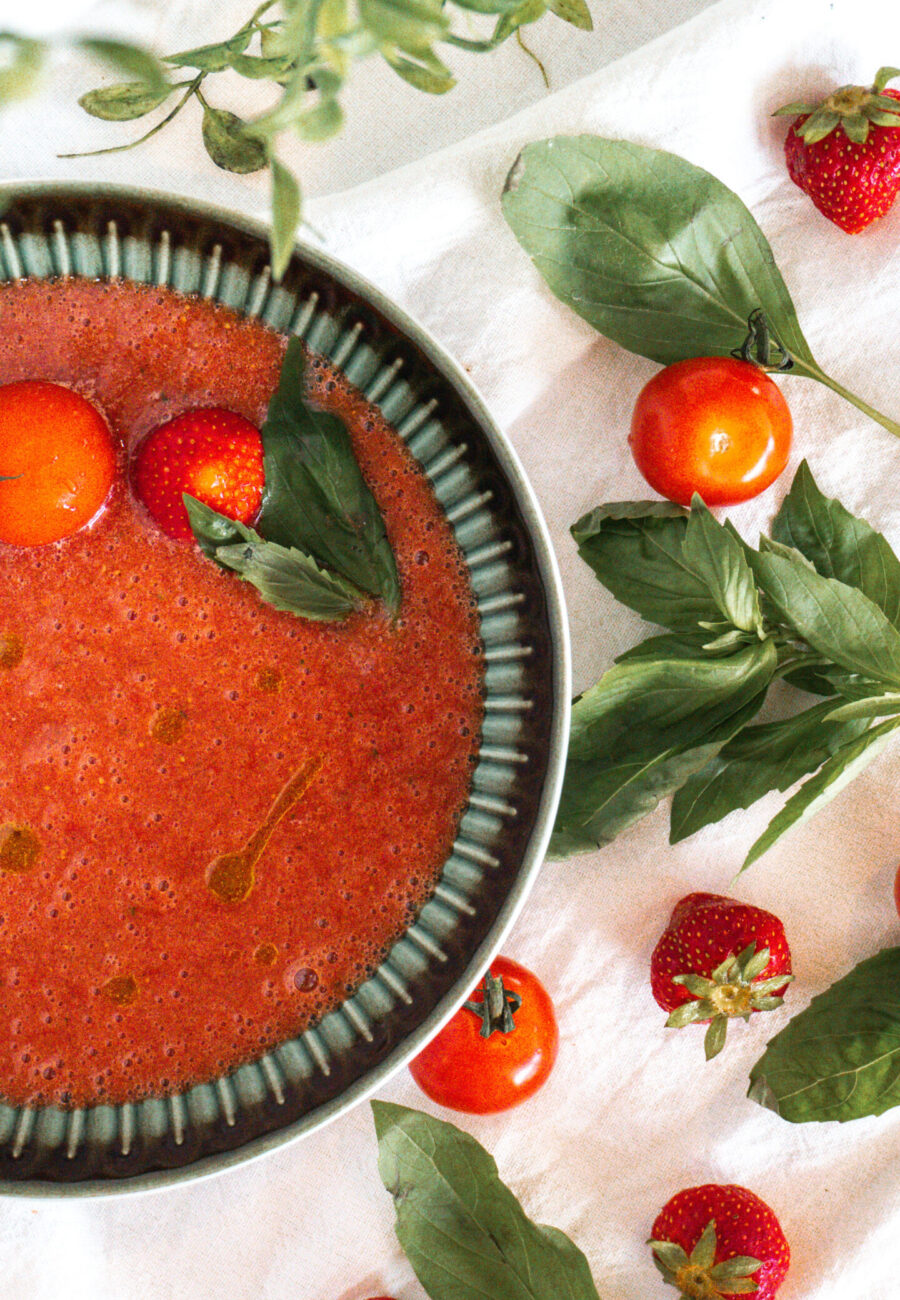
top-left (186, 340), bottom-right (399, 622)
top-left (553, 463), bottom-right (900, 869)
top-left (749, 947), bottom-right (900, 1123)
top-left (373, 1101), bottom-right (603, 1299)
top-left (502, 135), bottom-right (900, 440)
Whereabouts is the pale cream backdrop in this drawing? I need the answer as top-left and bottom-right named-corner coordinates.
top-left (1, 0), bottom-right (900, 1296)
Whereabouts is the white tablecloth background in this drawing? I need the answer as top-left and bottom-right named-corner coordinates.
top-left (3, 0), bottom-right (900, 1296)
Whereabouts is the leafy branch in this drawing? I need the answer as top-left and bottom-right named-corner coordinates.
top-left (2, 0), bottom-right (592, 278)
top-left (552, 461), bottom-right (900, 870)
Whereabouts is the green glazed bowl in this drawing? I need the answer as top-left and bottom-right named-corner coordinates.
top-left (0, 185), bottom-right (570, 1194)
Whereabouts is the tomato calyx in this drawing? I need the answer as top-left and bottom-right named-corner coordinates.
top-left (463, 971), bottom-right (522, 1038)
top-left (730, 307), bottom-right (794, 373)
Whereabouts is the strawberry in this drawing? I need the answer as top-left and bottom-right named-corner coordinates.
top-left (775, 66), bottom-right (900, 232)
top-left (133, 408), bottom-right (264, 541)
top-left (650, 1184), bottom-right (790, 1300)
top-left (650, 893), bottom-right (792, 1060)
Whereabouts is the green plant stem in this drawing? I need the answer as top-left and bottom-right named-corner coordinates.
top-left (515, 28), bottom-right (549, 88)
top-left (59, 73), bottom-right (204, 158)
top-left (792, 358), bottom-right (900, 439)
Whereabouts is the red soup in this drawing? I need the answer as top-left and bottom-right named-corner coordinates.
top-left (0, 279), bottom-right (484, 1108)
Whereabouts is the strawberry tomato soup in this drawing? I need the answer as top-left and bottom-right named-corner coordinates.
top-left (0, 279), bottom-right (483, 1108)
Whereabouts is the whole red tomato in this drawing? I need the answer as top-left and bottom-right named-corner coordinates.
top-left (409, 956), bottom-right (558, 1114)
top-left (628, 357), bottom-right (792, 507)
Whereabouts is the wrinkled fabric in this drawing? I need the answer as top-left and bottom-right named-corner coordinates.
top-left (4, 1), bottom-right (900, 1297)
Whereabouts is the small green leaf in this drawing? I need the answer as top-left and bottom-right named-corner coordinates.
top-left (571, 502), bottom-right (722, 632)
top-left (771, 460), bottom-right (900, 627)
top-left (292, 97), bottom-right (344, 142)
top-left (749, 945), bottom-right (900, 1122)
top-left (649, 1240), bottom-right (689, 1272)
top-left (683, 497), bottom-right (763, 634)
top-left (230, 52), bottom-right (296, 80)
top-left (841, 114), bottom-right (870, 144)
top-left (382, 46), bottom-right (456, 93)
top-left (258, 340), bottom-right (401, 612)
top-left (801, 108), bottom-right (841, 142)
top-left (166, 30), bottom-right (252, 72)
top-left (824, 693), bottom-right (900, 722)
top-left (78, 38), bottom-right (167, 93)
top-left (184, 497), bottom-right (364, 621)
top-left (672, 973), bottom-right (717, 998)
top-left (373, 1101), bottom-right (603, 1299)
top-left (666, 1001), bottom-right (709, 1028)
top-left (546, 0), bottom-right (593, 30)
top-left (201, 106), bottom-right (268, 173)
top-left (742, 717), bottom-right (900, 870)
top-left (269, 158), bottom-right (301, 281)
top-left (751, 550), bottom-right (900, 687)
top-left (710, 1255), bottom-right (763, 1281)
top-left (0, 33), bottom-right (44, 101)
top-left (493, 0), bottom-right (547, 43)
top-left (874, 66), bottom-right (900, 92)
top-left (691, 1220), bottom-right (718, 1271)
top-left (358, 0), bottom-right (449, 55)
top-left (670, 699), bottom-right (867, 843)
top-left (704, 1017), bottom-right (728, 1060)
top-left (78, 80), bottom-right (174, 121)
top-left (772, 100), bottom-right (819, 116)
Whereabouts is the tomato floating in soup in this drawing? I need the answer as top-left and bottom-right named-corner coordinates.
top-left (0, 279), bottom-right (483, 1108)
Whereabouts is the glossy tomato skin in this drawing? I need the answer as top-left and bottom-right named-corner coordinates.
top-left (409, 956), bottom-right (558, 1114)
top-left (628, 357), bottom-right (792, 507)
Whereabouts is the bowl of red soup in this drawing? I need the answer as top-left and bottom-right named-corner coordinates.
top-left (0, 186), bottom-right (569, 1193)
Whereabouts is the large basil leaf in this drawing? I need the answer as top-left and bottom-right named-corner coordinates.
top-left (669, 700), bottom-right (869, 843)
top-left (373, 1101), bottom-right (603, 1299)
top-left (752, 551), bottom-right (900, 687)
top-left (501, 136), bottom-right (900, 439)
top-left (257, 340), bottom-right (401, 613)
top-left (571, 503), bottom-right (721, 631)
top-left (184, 497), bottom-right (364, 621)
top-left (553, 640), bottom-right (776, 855)
top-left (772, 460), bottom-right (900, 626)
top-left (683, 498), bottom-right (763, 635)
top-left (551, 689), bottom-right (766, 858)
top-left (748, 947), bottom-right (900, 1123)
top-left (742, 716), bottom-right (900, 870)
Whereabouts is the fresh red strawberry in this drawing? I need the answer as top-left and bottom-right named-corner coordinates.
top-left (133, 408), bottom-right (264, 541)
top-left (776, 66), bottom-right (900, 232)
top-left (650, 893), bottom-right (792, 1060)
top-left (650, 1184), bottom-right (790, 1300)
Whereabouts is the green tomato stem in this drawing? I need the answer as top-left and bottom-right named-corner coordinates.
top-left (792, 358), bottom-right (900, 440)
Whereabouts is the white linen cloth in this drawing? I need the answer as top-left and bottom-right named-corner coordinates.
top-left (3, 0), bottom-right (900, 1296)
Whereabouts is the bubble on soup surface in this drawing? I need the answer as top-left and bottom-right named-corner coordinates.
top-left (0, 825), bottom-right (40, 874)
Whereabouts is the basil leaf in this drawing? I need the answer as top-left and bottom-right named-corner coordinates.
top-left (670, 700), bottom-right (869, 843)
top-left (184, 497), bottom-right (364, 621)
top-left (742, 717), bottom-right (900, 870)
top-left (79, 81), bottom-right (174, 121)
top-left (201, 106), bottom-right (268, 173)
top-left (614, 631), bottom-right (711, 663)
top-left (291, 97), bottom-right (344, 143)
top-left (751, 551), bottom-right (900, 687)
top-left (748, 947), bottom-right (900, 1123)
top-left (551, 687), bottom-right (767, 858)
top-left (501, 136), bottom-right (900, 439)
top-left (166, 30), bottom-right (253, 72)
top-left (78, 38), bottom-right (167, 93)
top-left (824, 693), bottom-right (900, 721)
top-left (546, 0), bottom-right (593, 30)
top-left (554, 641), bottom-right (776, 855)
top-left (572, 503), bottom-right (721, 631)
top-left (683, 498), bottom-right (763, 634)
top-left (230, 53), bottom-right (296, 80)
top-left (270, 158), bottom-right (301, 281)
top-left (257, 340), bottom-right (401, 613)
top-left (772, 460), bottom-right (900, 626)
top-left (493, 0), bottom-right (547, 44)
top-left (373, 1101), bottom-right (603, 1299)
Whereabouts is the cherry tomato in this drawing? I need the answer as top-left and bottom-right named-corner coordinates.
top-left (0, 380), bottom-right (116, 546)
top-left (409, 956), bottom-right (558, 1114)
top-left (628, 357), bottom-right (792, 507)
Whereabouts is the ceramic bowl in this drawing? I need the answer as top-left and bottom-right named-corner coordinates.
top-left (0, 185), bottom-right (570, 1193)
